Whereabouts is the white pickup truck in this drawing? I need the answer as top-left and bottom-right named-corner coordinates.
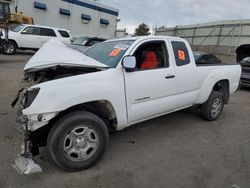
top-left (12, 36), bottom-right (241, 174)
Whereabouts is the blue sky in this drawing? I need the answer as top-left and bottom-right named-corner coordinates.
top-left (100, 0), bottom-right (250, 34)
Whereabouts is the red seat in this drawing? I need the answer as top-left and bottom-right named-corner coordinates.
top-left (140, 51), bottom-right (159, 69)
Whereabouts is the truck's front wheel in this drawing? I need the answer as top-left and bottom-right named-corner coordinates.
top-left (200, 90), bottom-right (224, 121)
top-left (47, 111), bottom-right (109, 171)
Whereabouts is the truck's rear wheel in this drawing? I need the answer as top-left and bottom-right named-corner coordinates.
top-left (200, 90), bottom-right (224, 121)
top-left (47, 111), bottom-right (109, 171)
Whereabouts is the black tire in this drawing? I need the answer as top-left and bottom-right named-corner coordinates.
top-left (200, 90), bottom-right (224, 121)
top-left (47, 111), bottom-right (109, 171)
top-left (3, 40), bottom-right (17, 55)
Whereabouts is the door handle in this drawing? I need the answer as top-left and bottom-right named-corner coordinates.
top-left (165, 75), bottom-right (175, 79)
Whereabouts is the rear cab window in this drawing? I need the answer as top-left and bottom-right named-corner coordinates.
top-left (171, 41), bottom-right (190, 66)
top-left (58, 30), bottom-right (70, 38)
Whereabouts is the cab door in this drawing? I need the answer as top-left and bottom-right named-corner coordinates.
top-left (123, 40), bottom-right (176, 124)
top-left (170, 39), bottom-right (199, 108)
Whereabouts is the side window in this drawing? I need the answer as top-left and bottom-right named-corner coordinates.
top-left (133, 41), bottom-right (169, 70)
top-left (40, 28), bottom-right (57, 37)
top-left (171, 41), bottom-right (190, 66)
top-left (58, 30), bottom-right (70, 38)
top-left (21, 27), bottom-right (40, 35)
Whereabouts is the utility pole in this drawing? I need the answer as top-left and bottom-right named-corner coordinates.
top-left (15, 0), bottom-right (18, 13)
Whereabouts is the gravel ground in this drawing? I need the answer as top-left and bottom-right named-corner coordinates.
top-left (0, 52), bottom-right (250, 188)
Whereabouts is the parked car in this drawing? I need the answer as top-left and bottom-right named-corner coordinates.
top-left (12, 36), bottom-right (241, 174)
top-left (193, 51), bottom-right (222, 64)
top-left (0, 24), bottom-right (72, 55)
top-left (239, 57), bottom-right (250, 87)
top-left (67, 37), bottom-right (106, 53)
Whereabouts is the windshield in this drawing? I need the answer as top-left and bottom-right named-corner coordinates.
top-left (72, 37), bottom-right (88, 45)
top-left (11, 24), bottom-right (26, 32)
top-left (84, 40), bottom-right (135, 68)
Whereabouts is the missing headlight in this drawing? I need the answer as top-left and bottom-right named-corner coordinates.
top-left (24, 88), bottom-right (40, 109)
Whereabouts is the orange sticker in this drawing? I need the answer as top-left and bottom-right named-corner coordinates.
top-left (178, 50), bottom-right (186, 61)
top-left (109, 48), bottom-right (122, 57)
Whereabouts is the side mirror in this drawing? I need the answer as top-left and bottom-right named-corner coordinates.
top-left (122, 56), bottom-right (136, 71)
top-left (21, 30), bottom-right (28, 34)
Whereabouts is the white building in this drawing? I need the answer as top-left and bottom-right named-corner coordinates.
top-left (10, 0), bottom-right (119, 39)
top-left (115, 28), bottom-right (127, 38)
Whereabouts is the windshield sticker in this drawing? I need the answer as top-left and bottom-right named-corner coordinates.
top-left (178, 50), bottom-right (186, 61)
top-left (114, 44), bottom-right (130, 50)
top-left (109, 48), bottom-right (122, 57)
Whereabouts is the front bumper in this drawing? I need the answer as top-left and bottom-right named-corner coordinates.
top-left (13, 123), bottom-right (42, 174)
top-left (12, 95), bottom-right (43, 175)
top-left (13, 155), bottom-right (42, 175)
top-left (13, 109), bottom-right (58, 174)
top-left (12, 87), bottom-right (58, 174)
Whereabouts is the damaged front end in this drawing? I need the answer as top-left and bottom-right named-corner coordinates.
top-left (11, 40), bottom-right (109, 174)
top-left (12, 86), bottom-right (57, 175)
top-left (11, 82), bottom-right (41, 174)
top-left (12, 64), bottom-right (103, 174)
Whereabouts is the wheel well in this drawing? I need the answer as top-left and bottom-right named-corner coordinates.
top-left (8, 39), bottom-right (18, 48)
top-left (212, 80), bottom-right (229, 104)
top-left (32, 100), bottom-right (117, 147)
top-left (59, 100), bottom-right (117, 129)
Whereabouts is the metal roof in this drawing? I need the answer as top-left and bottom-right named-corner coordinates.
top-left (157, 19), bottom-right (250, 31)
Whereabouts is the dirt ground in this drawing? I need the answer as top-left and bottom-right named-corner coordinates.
top-left (0, 52), bottom-right (250, 188)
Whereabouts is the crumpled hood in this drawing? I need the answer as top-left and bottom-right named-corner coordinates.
top-left (24, 39), bottom-right (108, 72)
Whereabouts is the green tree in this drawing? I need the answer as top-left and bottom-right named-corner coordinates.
top-left (134, 23), bottom-right (151, 36)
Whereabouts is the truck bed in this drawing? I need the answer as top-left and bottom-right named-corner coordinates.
top-left (195, 63), bottom-right (241, 104)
